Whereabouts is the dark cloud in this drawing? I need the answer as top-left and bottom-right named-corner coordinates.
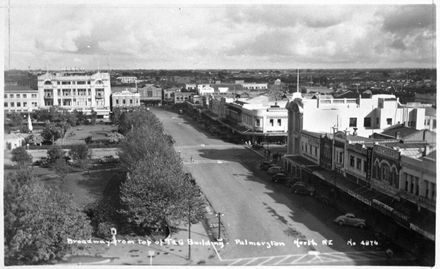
top-left (381, 5), bottom-right (435, 34)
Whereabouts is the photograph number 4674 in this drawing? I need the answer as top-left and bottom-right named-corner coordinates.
top-left (3, 0), bottom-right (436, 267)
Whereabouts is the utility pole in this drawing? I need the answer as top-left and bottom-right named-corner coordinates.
top-left (216, 212), bottom-right (224, 241)
top-left (188, 201), bottom-right (191, 261)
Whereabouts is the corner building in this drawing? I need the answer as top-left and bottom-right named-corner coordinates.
top-left (37, 71), bottom-right (111, 118)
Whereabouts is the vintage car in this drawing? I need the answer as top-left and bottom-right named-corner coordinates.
top-left (334, 213), bottom-right (367, 229)
top-left (288, 181), bottom-right (316, 196)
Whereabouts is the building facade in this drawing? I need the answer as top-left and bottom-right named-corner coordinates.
top-left (4, 85), bottom-right (39, 113)
top-left (37, 71), bottom-right (111, 118)
top-left (138, 84), bottom-right (162, 105)
top-left (111, 90), bottom-right (141, 109)
top-left (286, 94), bottom-right (435, 155)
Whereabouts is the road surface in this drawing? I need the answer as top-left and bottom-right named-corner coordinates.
top-left (152, 108), bottom-right (408, 266)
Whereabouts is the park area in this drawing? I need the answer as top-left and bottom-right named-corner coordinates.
top-left (56, 124), bottom-right (119, 145)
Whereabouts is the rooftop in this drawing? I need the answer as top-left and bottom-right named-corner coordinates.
top-left (5, 85), bottom-right (38, 93)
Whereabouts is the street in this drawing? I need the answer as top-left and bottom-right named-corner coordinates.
top-left (152, 108), bottom-right (408, 266)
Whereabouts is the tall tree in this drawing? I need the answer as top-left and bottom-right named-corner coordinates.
top-left (4, 170), bottom-right (92, 265)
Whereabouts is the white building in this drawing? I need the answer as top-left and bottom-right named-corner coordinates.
top-left (4, 85), bottom-right (39, 113)
top-left (197, 84), bottom-right (215, 96)
top-left (38, 71), bottom-right (111, 118)
top-left (235, 81), bottom-right (268, 90)
top-left (116, 76), bottom-right (137, 83)
top-left (185, 84), bottom-right (197, 91)
top-left (111, 90), bottom-right (140, 109)
top-left (286, 93), bottom-right (435, 155)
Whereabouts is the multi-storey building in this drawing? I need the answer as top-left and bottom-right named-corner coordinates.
top-left (4, 85), bottom-right (39, 113)
top-left (286, 93), bottom-right (435, 155)
top-left (138, 84), bottom-right (162, 106)
top-left (111, 90), bottom-right (140, 109)
top-left (37, 71), bottom-right (111, 118)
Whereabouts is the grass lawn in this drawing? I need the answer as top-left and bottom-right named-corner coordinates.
top-left (29, 166), bottom-right (119, 208)
top-left (56, 124), bottom-right (118, 145)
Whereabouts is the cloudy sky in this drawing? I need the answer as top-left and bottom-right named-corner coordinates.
top-left (4, 1), bottom-right (437, 69)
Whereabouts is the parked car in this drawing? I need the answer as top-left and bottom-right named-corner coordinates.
top-left (334, 213), bottom-right (366, 228)
top-left (267, 165), bottom-right (283, 175)
top-left (259, 161), bottom-right (275, 171)
top-left (288, 181), bottom-right (316, 196)
top-left (272, 173), bottom-right (288, 183)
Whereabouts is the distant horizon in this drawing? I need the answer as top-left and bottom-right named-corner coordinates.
top-left (5, 67), bottom-right (437, 72)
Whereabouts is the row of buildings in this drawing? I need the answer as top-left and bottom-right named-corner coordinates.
top-left (180, 89), bottom-right (435, 255)
top-left (4, 71), bottom-right (270, 117)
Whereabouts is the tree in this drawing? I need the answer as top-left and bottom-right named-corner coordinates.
top-left (26, 134), bottom-right (44, 146)
top-left (70, 144), bottom-right (89, 161)
top-left (90, 110), bottom-right (98, 125)
top-left (11, 147), bottom-right (32, 167)
top-left (41, 123), bottom-right (63, 144)
top-left (4, 169), bottom-right (92, 265)
top-left (53, 158), bottom-right (69, 182)
top-left (118, 117), bottom-right (204, 235)
top-left (6, 112), bottom-right (24, 127)
top-left (47, 145), bottom-right (64, 163)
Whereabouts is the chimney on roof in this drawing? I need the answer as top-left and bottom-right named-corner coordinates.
top-left (422, 145), bottom-right (431, 157)
top-left (395, 131), bottom-right (401, 139)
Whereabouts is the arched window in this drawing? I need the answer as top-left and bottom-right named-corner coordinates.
top-left (95, 80), bottom-right (103, 84)
top-left (373, 161), bottom-right (379, 179)
top-left (44, 80), bottom-right (52, 85)
top-left (380, 163), bottom-right (390, 183)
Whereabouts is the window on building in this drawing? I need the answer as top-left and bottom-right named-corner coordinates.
top-left (10, 102), bottom-right (14, 107)
top-left (415, 177), bottom-right (419, 195)
top-left (277, 119), bottom-right (282, 126)
top-left (431, 183), bottom-right (435, 200)
top-left (381, 164), bottom-right (390, 182)
top-left (23, 102), bottom-right (27, 107)
top-left (376, 117), bottom-right (379, 125)
top-left (363, 160), bottom-right (367, 173)
top-left (339, 152), bottom-right (343, 163)
top-left (309, 145), bottom-right (313, 154)
top-left (130, 99), bottom-right (133, 104)
top-left (356, 158), bottom-right (362, 170)
top-left (410, 175), bottom-right (414, 193)
top-left (349, 117), bottom-right (357, 127)
top-left (434, 119), bottom-right (437, 129)
top-left (301, 142), bottom-right (304, 151)
top-left (32, 94), bottom-right (37, 98)
top-left (386, 118), bottom-right (392, 125)
top-left (4, 102), bottom-right (8, 107)
top-left (364, 117), bottom-right (371, 127)
top-left (16, 102), bottom-right (21, 107)
top-left (16, 94), bottom-right (20, 98)
top-left (314, 147), bottom-right (317, 157)
top-left (350, 156), bottom-right (355, 167)
top-left (425, 180), bottom-right (429, 198)
top-left (147, 91), bottom-right (153, 97)
top-left (32, 102), bottom-right (37, 107)
top-left (116, 99), bottom-right (119, 105)
top-left (255, 119), bottom-right (260, 127)
top-left (9, 94), bottom-right (13, 98)
top-left (270, 119), bottom-right (274, 126)
top-left (23, 94), bottom-right (27, 98)
top-left (405, 176), bottom-right (409, 192)
top-left (122, 99), bottom-right (126, 105)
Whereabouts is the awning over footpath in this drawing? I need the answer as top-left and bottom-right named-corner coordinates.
top-left (283, 155), bottom-right (319, 172)
top-left (312, 167), bottom-right (435, 241)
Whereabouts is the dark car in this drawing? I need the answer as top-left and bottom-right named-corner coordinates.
top-left (288, 181), bottom-right (316, 196)
top-left (272, 173), bottom-right (288, 183)
top-left (259, 161), bottom-right (275, 171)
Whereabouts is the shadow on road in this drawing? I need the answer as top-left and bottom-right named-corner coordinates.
top-left (195, 147), bottom-right (402, 266)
